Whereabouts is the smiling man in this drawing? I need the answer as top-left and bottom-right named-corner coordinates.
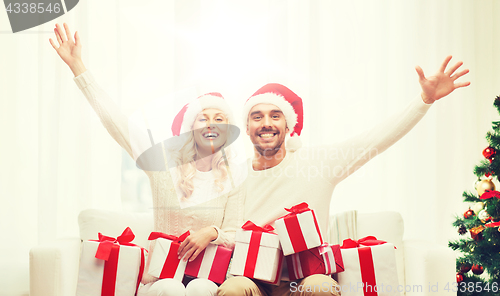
top-left (217, 56), bottom-right (470, 296)
top-left (244, 85), bottom-right (299, 169)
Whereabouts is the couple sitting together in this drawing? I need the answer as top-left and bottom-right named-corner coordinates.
top-left (50, 23), bottom-right (470, 296)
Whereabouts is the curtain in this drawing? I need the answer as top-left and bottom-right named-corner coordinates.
top-left (1, 0), bottom-right (499, 295)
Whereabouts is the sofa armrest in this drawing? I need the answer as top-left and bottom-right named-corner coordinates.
top-left (29, 237), bottom-right (81, 296)
top-left (403, 239), bottom-right (456, 296)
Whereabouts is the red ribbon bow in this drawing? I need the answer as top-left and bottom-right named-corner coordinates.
top-left (480, 190), bottom-right (500, 200)
top-left (93, 227), bottom-right (138, 261)
top-left (148, 231), bottom-right (190, 243)
top-left (241, 221), bottom-right (275, 233)
top-left (284, 202), bottom-right (310, 216)
top-left (340, 236), bottom-right (388, 249)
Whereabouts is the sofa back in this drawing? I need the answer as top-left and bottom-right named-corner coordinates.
top-left (78, 209), bottom-right (153, 249)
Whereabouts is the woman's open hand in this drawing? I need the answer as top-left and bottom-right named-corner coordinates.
top-left (49, 23), bottom-right (86, 76)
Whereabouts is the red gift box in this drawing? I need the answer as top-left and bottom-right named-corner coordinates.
top-left (230, 221), bottom-right (283, 284)
top-left (286, 243), bottom-right (344, 281)
top-left (337, 236), bottom-right (399, 296)
top-left (147, 231), bottom-right (190, 281)
top-left (185, 244), bottom-right (233, 284)
top-left (76, 227), bottom-right (146, 296)
top-left (275, 202), bottom-right (324, 256)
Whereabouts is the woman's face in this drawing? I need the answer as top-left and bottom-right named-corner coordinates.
top-left (192, 108), bottom-right (229, 156)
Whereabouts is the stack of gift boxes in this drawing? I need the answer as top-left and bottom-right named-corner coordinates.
top-left (75, 202), bottom-right (400, 296)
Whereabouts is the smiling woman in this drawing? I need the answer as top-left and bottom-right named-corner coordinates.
top-left (192, 109), bottom-right (229, 158)
top-left (49, 22), bottom-right (247, 296)
top-left (166, 93), bottom-right (243, 209)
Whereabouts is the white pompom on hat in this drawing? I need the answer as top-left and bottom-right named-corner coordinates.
top-left (171, 92), bottom-right (234, 136)
top-left (243, 83), bottom-right (304, 151)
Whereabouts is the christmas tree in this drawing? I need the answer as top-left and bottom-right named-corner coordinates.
top-left (449, 96), bottom-right (500, 296)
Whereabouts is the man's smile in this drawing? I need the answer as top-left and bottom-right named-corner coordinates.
top-left (257, 131), bottom-right (278, 141)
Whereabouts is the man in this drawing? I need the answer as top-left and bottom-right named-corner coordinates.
top-left (217, 56), bottom-right (470, 296)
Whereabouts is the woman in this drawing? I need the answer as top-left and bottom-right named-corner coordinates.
top-left (167, 92), bottom-right (244, 210)
top-left (49, 23), bottom-right (245, 296)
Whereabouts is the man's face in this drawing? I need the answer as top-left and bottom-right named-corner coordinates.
top-left (247, 103), bottom-right (288, 157)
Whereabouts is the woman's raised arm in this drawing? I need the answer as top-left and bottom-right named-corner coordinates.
top-left (49, 23), bottom-right (137, 160)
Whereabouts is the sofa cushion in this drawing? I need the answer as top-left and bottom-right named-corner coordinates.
top-left (78, 209), bottom-right (153, 249)
top-left (329, 211), bottom-right (405, 288)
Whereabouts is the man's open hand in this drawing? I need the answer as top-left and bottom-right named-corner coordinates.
top-left (416, 55), bottom-right (470, 104)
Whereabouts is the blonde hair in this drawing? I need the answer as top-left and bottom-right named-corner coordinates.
top-left (169, 121), bottom-right (231, 200)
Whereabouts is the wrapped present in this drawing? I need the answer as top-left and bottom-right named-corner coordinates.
top-left (337, 236), bottom-right (400, 296)
top-left (230, 221), bottom-right (284, 284)
top-left (286, 243), bottom-right (344, 281)
top-left (275, 202), bottom-right (324, 256)
top-left (147, 231), bottom-right (190, 281)
top-left (76, 227), bottom-right (146, 296)
top-left (185, 244), bottom-right (233, 284)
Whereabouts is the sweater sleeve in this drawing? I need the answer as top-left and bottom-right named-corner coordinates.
top-left (73, 70), bottom-right (135, 159)
top-left (323, 95), bottom-right (432, 184)
top-left (209, 184), bottom-right (245, 249)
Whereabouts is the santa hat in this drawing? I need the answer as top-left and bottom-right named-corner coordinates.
top-left (243, 83), bottom-right (303, 151)
top-left (171, 92), bottom-right (234, 136)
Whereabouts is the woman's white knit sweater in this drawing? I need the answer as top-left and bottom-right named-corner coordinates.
top-left (73, 70), bottom-right (245, 284)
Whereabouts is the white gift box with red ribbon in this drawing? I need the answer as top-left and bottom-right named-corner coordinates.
top-left (230, 221), bottom-right (283, 284)
top-left (147, 231), bottom-right (190, 281)
top-left (286, 243), bottom-right (345, 281)
top-left (337, 236), bottom-right (400, 296)
top-left (185, 243), bottom-right (233, 284)
top-left (76, 227), bottom-right (146, 296)
top-left (275, 202), bottom-right (324, 256)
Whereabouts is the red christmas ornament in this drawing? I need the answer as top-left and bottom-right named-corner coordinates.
top-left (464, 208), bottom-right (475, 219)
top-left (472, 264), bottom-right (484, 275)
top-left (460, 263), bottom-right (471, 273)
top-left (456, 272), bottom-right (464, 283)
top-left (483, 147), bottom-right (496, 160)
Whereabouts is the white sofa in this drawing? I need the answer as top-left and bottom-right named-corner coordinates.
top-left (29, 209), bottom-right (456, 296)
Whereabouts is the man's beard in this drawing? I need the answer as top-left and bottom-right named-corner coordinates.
top-left (255, 142), bottom-right (283, 157)
top-left (252, 128), bottom-right (286, 157)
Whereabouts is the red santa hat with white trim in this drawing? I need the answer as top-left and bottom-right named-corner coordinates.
top-left (243, 83), bottom-right (304, 151)
top-left (171, 92), bottom-right (234, 136)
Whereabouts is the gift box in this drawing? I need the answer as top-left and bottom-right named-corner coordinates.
top-left (275, 202), bottom-right (324, 256)
top-left (230, 221), bottom-right (283, 284)
top-left (147, 231), bottom-right (190, 281)
top-left (185, 244), bottom-right (233, 284)
top-left (76, 227), bottom-right (146, 296)
top-left (286, 243), bottom-right (344, 281)
top-left (337, 236), bottom-right (400, 296)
